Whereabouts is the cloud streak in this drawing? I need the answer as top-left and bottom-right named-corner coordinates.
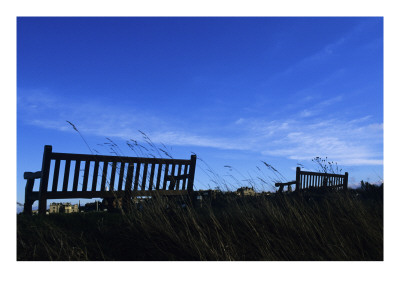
top-left (249, 117), bottom-right (382, 166)
top-left (18, 89), bottom-right (383, 167)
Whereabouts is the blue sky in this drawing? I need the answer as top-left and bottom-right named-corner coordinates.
top-left (17, 17), bottom-right (383, 207)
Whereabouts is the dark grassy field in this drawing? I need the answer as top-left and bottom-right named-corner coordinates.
top-left (17, 185), bottom-right (383, 261)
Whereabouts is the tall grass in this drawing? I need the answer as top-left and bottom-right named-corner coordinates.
top-left (17, 187), bottom-right (383, 261)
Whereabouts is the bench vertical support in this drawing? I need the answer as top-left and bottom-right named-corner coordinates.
top-left (188, 155), bottom-right (197, 201)
top-left (38, 145), bottom-right (52, 215)
top-left (295, 167), bottom-right (301, 191)
top-left (343, 172), bottom-right (348, 190)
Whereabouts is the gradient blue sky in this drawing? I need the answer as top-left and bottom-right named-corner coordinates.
top-left (17, 17), bottom-right (383, 207)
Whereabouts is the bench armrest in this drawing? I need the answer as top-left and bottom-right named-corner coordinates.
top-left (24, 171), bottom-right (42, 180)
top-left (275, 180), bottom-right (296, 193)
top-left (275, 180), bottom-right (296, 187)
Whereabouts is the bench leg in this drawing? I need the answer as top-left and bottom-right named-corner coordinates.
top-left (38, 194), bottom-right (48, 215)
top-left (122, 192), bottom-right (133, 213)
top-left (24, 179), bottom-right (35, 215)
top-left (24, 200), bottom-right (33, 215)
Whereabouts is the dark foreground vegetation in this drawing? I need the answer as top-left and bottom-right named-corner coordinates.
top-left (17, 185), bottom-right (383, 261)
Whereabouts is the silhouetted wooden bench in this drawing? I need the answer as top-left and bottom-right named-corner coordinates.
top-left (23, 145), bottom-right (197, 215)
top-left (275, 167), bottom-right (348, 193)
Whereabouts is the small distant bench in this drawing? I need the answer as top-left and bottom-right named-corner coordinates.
top-left (23, 145), bottom-right (197, 215)
top-left (275, 167), bottom-right (348, 193)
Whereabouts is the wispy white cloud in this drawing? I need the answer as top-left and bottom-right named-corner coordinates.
top-left (299, 109), bottom-right (316, 118)
top-left (19, 89), bottom-right (383, 167)
top-left (301, 21), bottom-right (372, 69)
top-left (256, 118), bottom-right (383, 166)
top-left (18, 90), bottom-right (250, 151)
top-left (235, 118), bottom-right (245, 125)
top-left (264, 36), bottom-right (348, 85)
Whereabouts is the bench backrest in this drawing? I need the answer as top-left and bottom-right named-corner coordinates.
top-left (295, 167), bottom-right (348, 191)
top-left (36, 145), bottom-right (196, 213)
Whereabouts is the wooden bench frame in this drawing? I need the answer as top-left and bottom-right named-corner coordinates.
top-left (24, 145), bottom-right (197, 215)
top-left (275, 167), bottom-right (348, 192)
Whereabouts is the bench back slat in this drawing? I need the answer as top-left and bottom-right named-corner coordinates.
top-left (176, 164), bottom-right (182, 190)
top-left (62, 160), bottom-right (71, 192)
top-left (156, 164), bottom-right (162, 190)
top-left (148, 163), bottom-right (155, 191)
top-left (118, 162), bottom-right (125, 191)
top-left (141, 163), bottom-right (148, 190)
top-left (162, 163), bottom-right (169, 190)
top-left (72, 160), bottom-right (81, 192)
top-left (125, 163), bottom-right (134, 192)
top-left (52, 159), bottom-right (61, 192)
top-left (133, 163), bottom-right (141, 191)
top-left (182, 164), bottom-right (188, 190)
top-left (92, 161), bottom-right (99, 191)
top-left (100, 161), bottom-right (108, 191)
top-left (169, 164), bottom-right (176, 190)
top-left (109, 162), bottom-right (117, 191)
top-left (82, 161), bottom-right (90, 191)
